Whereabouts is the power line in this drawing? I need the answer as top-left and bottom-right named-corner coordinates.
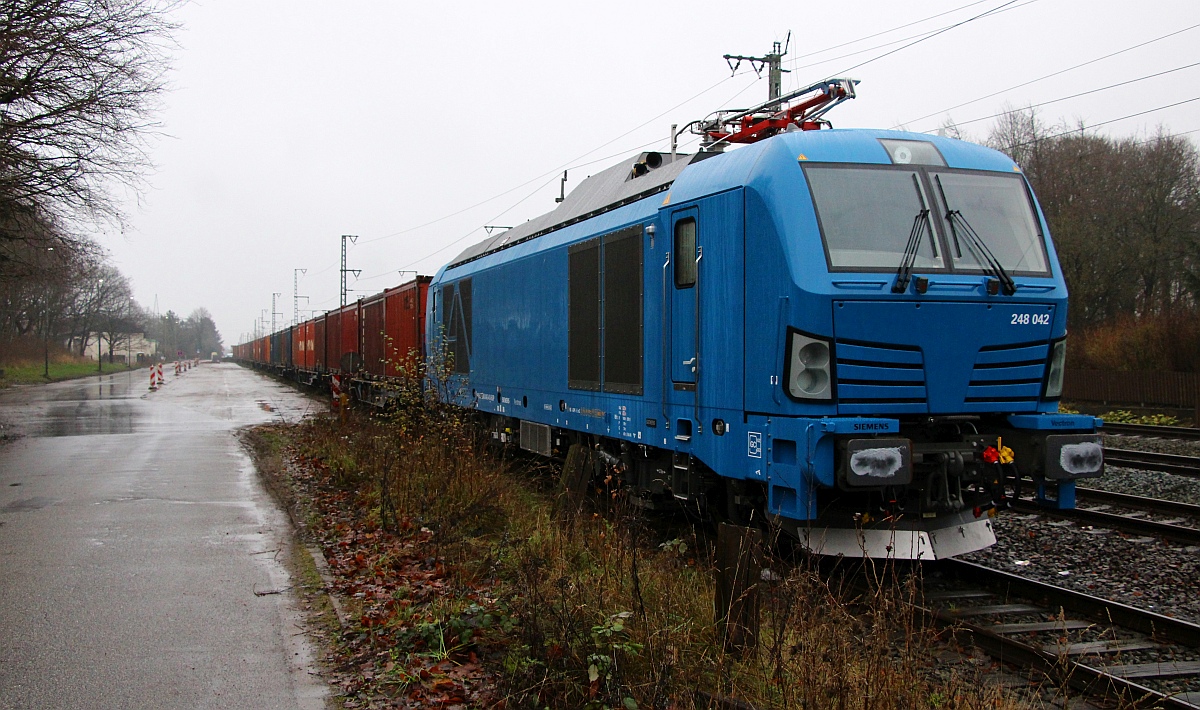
top-left (298, 3), bottom-right (1063, 297)
top-left (939, 61), bottom-right (1200, 130)
top-left (780, 0), bottom-right (1034, 80)
top-left (360, 5), bottom-right (1030, 255)
top-left (825, 0), bottom-right (1027, 80)
top-left (1005, 96), bottom-right (1200, 150)
top-left (359, 72), bottom-right (751, 247)
top-left (355, 135), bottom-right (675, 283)
top-left (351, 0), bottom-right (1026, 284)
top-left (895, 22), bottom-right (1200, 129)
top-left (784, 0), bottom-right (995, 65)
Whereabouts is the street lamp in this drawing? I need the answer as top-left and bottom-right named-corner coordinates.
top-left (96, 278), bottom-right (104, 374)
top-left (127, 298), bottom-right (135, 369)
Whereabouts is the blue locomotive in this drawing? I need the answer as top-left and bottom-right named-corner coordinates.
top-left (428, 82), bottom-right (1103, 559)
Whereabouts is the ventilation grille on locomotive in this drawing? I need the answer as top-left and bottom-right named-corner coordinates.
top-left (520, 421), bottom-right (552, 457)
top-left (966, 341), bottom-right (1048, 412)
top-left (835, 339), bottom-right (927, 414)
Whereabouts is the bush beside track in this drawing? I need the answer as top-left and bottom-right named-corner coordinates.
top-left (245, 383), bottom-right (1034, 709)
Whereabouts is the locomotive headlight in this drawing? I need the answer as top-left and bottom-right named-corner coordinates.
top-left (786, 331), bottom-right (833, 400)
top-left (1044, 339), bottom-right (1066, 399)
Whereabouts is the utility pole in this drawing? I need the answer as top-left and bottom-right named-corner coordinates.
top-left (293, 268), bottom-right (308, 326)
top-left (340, 235), bottom-right (361, 307)
top-left (723, 32), bottom-right (791, 102)
top-left (271, 293), bottom-right (282, 334)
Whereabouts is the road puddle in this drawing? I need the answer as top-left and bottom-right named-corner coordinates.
top-left (1, 496), bottom-right (60, 512)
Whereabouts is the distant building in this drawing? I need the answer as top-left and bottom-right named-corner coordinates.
top-left (69, 333), bottom-right (158, 364)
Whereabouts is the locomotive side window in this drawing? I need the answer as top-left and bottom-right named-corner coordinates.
top-left (568, 238), bottom-right (602, 390)
top-left (674, 218), bottom-right (697, 287)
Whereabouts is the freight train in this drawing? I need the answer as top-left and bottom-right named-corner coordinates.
top-left (235, 80), bottom-right (1104, 559)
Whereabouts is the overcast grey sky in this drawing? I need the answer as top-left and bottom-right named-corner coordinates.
top-left (99, 0), bottom-right (1199, 345)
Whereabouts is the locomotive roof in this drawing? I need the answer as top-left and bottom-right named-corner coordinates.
top-left (444, 130), bottom-right (1022, 271)
top-left (448, 151), bottom-right (697, 268)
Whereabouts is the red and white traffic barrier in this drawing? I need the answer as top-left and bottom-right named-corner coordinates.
top-left (149, 368), bottom-right (158, 391)
top-left (156, 362), bottom-right (164, 385)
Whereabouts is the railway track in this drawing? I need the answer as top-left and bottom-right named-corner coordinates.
top-left (1103, 423), bottom-right (1200, 442)
top-left (1104, 448), bottom-right (1200, 479)
top-left (1010, 493), bottom-right (1200, 547)
top-left (926, 559), bottom-right (1200, 708)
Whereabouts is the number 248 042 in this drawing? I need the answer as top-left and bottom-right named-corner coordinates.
top-left (1011, 312), bottom-right (1050, 325)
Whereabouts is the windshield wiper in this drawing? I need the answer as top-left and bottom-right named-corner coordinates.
top-left (935, 175), bottom-right (1016, 295)
top-left (893, 174), bottom-right (934, 294)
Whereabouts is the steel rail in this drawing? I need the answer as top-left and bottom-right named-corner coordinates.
top-left (1103, 422), bottom-right (1200, 441)
top-left (1105, 448), bottom-right (1200, 479)
top-left (934, 559), bottom-right (1200, 648)
top-left (1012, 499), bottom-right (1200, 546)
top-left (929, 559), bottom-right (1200, 709)
top-left (932, 612), bottom-right (1199, 709)
top-left (1075, 487), bottom-right (1200, 519)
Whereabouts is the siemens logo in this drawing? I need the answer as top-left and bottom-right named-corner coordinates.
top-left (853, 423), bottom-right (893, 432)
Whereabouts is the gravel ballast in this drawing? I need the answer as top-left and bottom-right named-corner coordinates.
top-left (963, 432), bottom-right (1200, 626)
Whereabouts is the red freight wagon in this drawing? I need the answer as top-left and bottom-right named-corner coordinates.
top-left (361, 292), bottom-right (386, 377)
top-left (325, 302), bottom-right (360, 374)
top-left (324, 309), bottom-right (341, 372)
top-left (301, 320), bottom-right (315, 371)
top-left (253, 335), bottom-right (268, 365)
top-left (341, 302), bottom-right (360, 372)
top-left (384, 277), bottom-right (431, 378)
top-left (313, 314), bottom-right (327, 372)
top-left (291, 323), bottom-right (307, 371)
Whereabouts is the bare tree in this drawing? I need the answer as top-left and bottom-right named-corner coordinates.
top-left (0, 0), bottom-right (178, 236)
top-left (93, 267), bottom-right (136, 361)
top-left (988, 111), bottom-right (1200, 329)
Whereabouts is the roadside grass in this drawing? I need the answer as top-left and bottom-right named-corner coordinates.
top-left (255, 380), bottom-right (1032, 709)
top-left (0, 358), bottom-right (143, 385)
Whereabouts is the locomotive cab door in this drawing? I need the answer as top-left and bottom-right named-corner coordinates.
top-left (667, 209), bottom-right (700, 436)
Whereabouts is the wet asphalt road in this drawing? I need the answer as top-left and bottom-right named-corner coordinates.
top-left (0, 363), bottom-right (328, 709)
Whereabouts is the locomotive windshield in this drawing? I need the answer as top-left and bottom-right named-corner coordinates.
top-left (805, 165), bottom-right (1050, 276)
top-left (805, 166), bottom-right (943, 270)
top-left (931, 171), bottom-right (1049, 275)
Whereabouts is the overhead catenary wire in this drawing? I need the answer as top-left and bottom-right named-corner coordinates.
top-left (823, 0), bottom-right (1027, 80)
top-left (931, 61), bottom-right (1200, 131)
top-left (362, 2), bottom-right (1034, 255)
top-left (1003, 96), bottom-right (1200, 150)
top-left (357, 72), bottom-right (750, 247)
top-left (266, 2), bottom-right (1030, 322)
top-left (783, 0), bottom-right (996, 65)
top-left (778, 0), bottom-right (1035, 87)
top-left (353, 135), bottom-right (677, 283)
top-left (263, 4), bottom-right (1188, 329)
top-left (894, 22), bottom-right (1200, 130)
